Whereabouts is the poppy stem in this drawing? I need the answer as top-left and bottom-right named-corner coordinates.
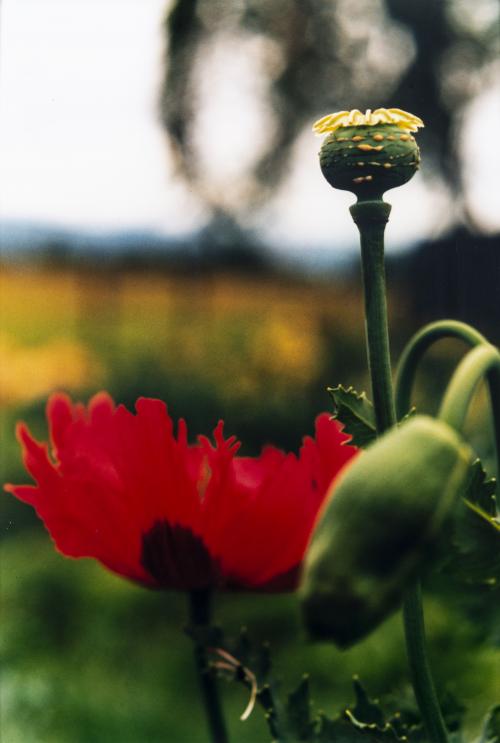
top-left (395, 320), bottom-right (488, 419)
top-left (188, 589), bottom-right (229, 743)
top-left (438, 343), bottom-right (500, 463)
top-left (350, 200), bottom-right (395, 434)
top-left (401, 583), bottom-right (450, 743)
top-left (350, 198), bottom-right (449, 743)
top-left (395, 320), bottom-right (500, 480)
top-left (395, 320), bottom-right (488, 420)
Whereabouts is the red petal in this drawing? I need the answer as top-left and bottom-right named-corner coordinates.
top-left (47, 393), bottom-right (74, 461)
top-left (16, 423), bottom-right (59, 488)
top-left (5, 394), bottom-right (357, 593)
top-left (203, 414), bottom-right (357, 589)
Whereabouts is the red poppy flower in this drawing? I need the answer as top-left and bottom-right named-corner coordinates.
top-left (5, 393), bottom-right (357, 592)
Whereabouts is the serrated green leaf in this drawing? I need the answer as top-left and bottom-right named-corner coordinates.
top-left (316, 714), bottom-right (402, 742)
top-left (350, 677), bottom-right (386, 728)
top-left (257, 684), bottom-right (281, 741)
top-left (286, 675), bottom-right (315, 741)
top-left (465, 460), bottom-right (498, 516)
top-left (400, 406), bottom-right (417, 424)
top-left (457, 505), bottom-right (500, 586)
top-left (316, 715), bottom-right (377, 742)
top-left (327, 385), bottom-right (376, 448)
top-left (442, 459), bottom-right (500, 587)
top-left (380, 690), bottom-right (422, 740)
top-left (478, 705), bottom-right (500, 743)
top-left (326, 678), bottom-right (407, 742)
top-left (207, 630), bottom-right (469, 743)
top-left (344, 711), bottom-right (402, 740)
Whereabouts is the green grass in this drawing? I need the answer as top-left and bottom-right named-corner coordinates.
top-left (1, 531), bottom-right (498, 742)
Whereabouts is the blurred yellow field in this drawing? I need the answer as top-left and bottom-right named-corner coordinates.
top-left (0, 264), bottom-right (369, 412)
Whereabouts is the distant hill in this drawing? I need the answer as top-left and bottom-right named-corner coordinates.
top-left (0, 218), bottom-right (351, 275)
top-left (0, 220), bottom-right (190, 256)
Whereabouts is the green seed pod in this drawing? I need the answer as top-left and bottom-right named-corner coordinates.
top-left (313, 108), bottom-right (424, 200)
top-left (300, 415), bottom-right (472, 648)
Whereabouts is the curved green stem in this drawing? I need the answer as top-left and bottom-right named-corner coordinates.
top-left (189, 590), bottom-right (229, 743)
top-left (439, 343), bottom-right (500, 451)
top-left (351, 202), bottom-right (449, 743)
top-left (395, 320), bottom-right (500, 483)
top-left (395, 320), bottom-right (488, 419)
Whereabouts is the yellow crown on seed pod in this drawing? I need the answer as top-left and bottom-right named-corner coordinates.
top-left (313, 108), bottom-right (425, 199)
top-left (313, 108), bottom-right (424, 134)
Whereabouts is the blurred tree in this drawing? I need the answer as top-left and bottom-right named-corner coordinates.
top-left (159, 0), bottom-right (498, 231)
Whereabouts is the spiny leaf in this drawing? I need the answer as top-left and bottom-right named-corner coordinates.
top-left (327, 385), bottom-right (376, 448)
top-left (478, 705), bottom-right (500, 743)
top-left (203, 630), bottom-right (469, 743)
top-left (465, 459), bottom-right (498, 516)
top-left (400, 406), bottom-right (417, 425)
top-left (342, 682), bottom-right (466, 743)
top-left (316, 714), bottom-right (402, 742)
top-left (454, 461), bottom-right (500, 586)
top-left (286, 675), bottom-right (315, 740)
top-left (257, 684), bottom-right (281, 740)
top-left (461, 499), bottom-right (500, 578)
top-left (316, 715), bottom-right (380, 742)
top-left (340, 679), bottom-right (403, 741)
top-left (350, 677), bottom-right (385, 728)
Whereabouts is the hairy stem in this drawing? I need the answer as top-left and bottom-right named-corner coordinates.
top-left (188, 590), bottom-right (229, 743)
top-left (351, 199), bottom-right (449, 743)
top-left (402, 583), bottom-right (450, 743)
top-left (350, 201), bottom-right (395, 434)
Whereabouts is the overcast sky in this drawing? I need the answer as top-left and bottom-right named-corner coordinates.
top-left (1, 0), bottom-right (499, 258)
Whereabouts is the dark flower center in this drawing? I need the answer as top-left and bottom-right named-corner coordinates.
top-left (141, 520), bottom-right (221, 590)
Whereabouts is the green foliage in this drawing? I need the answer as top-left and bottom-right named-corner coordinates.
top-left (478, 705), bottom-right (500, 743)
top-left (327, 385), bottom-right (376, 448)
top-left (350, 677), bottom-right (386, 728)
top-left (446, 459), bottom-right (500, 586)
top-left (211, 630), bottom-right (407, 742)
top-left (327, 383), bottom-right (418, 449)
top-left (209, 638), bottom-right (493, 743)
top-left (465, 460), bottom-right (498, 518)
top-left (2, 532), bottom-right (498, 741)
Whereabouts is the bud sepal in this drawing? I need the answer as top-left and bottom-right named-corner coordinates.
top-left (300, 415), bottom-right (472, 647)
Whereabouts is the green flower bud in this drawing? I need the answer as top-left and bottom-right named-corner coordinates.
top-left (313, 108), bottom-right (424, 200)
top-left (300, 415), bottom-right (472, 647)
